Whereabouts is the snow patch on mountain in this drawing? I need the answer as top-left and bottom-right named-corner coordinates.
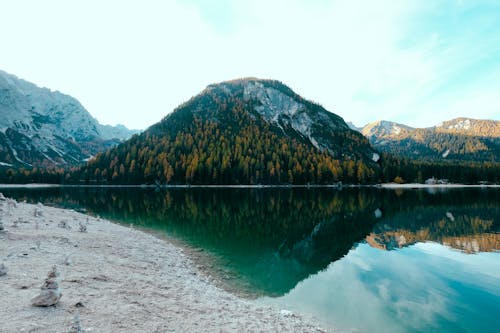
top-left (446, 119), bottom-right (471, 131)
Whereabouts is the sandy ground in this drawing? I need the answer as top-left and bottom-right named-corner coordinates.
top-left (0, 196), bottom-right (328, 333)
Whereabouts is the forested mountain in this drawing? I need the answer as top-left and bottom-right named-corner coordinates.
top-left (361, 118), bottom-right (500, 162)
top-left (3, 72), bottom-right (499, 185)
top-left (0, 70), bottom-right (137, 169)
top-left (70, 78), bottom-right (380, 185)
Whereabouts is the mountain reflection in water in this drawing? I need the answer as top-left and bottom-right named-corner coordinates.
top-left (2, 187), bottom-right (499, 297)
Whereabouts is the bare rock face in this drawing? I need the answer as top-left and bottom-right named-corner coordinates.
top-left (31, 266), bottom-right (62, 307)
top-left (0, 220), bottom-right (5, 233)
top-left (0, 69), bottom-right (138, 168)
top-left (0, 263), bottom-right (7, 276)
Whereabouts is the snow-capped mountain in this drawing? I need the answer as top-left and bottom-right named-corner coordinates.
top-left (361, 118), bottom-right (500, 162)
top-left (0, 70), bottom-right (137, 168)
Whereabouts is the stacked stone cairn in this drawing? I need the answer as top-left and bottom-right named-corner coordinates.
top-left (31, 266), bottom-right (62, 307)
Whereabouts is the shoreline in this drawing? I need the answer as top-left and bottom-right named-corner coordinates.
top-left (122, 222), bottom-right (265, 300)
top-left (0, 183), bottom-right (499, 189)
top-left (0, 197), bottom-right (326, 332)
top-left (379, 183), bottom-right (500, 189)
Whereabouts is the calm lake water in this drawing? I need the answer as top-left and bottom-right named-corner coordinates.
top-left (2, 187), bottom-right (499, 333)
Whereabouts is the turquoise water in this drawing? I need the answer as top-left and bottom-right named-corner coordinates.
top-left (2, 187), bottom-right (499, 332)
top-left (265, 243), bottom-right (499, 332)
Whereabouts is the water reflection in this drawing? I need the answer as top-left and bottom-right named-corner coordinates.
top-left (368, 208), bottom-right (499, 253)
top-left (2, 187), bottom-right (499, 298)
top-left (3, 187), bottom-right (381, 296)
top-left (268, 243), bottom-right (500, 333)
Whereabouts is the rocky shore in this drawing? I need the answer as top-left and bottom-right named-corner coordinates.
top-left (0, 195), bottom-right (327, 332)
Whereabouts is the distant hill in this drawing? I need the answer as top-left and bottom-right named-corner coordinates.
top-left (346, 121), bottom-right (361, 131)
top-left (72, 78), bottom-right (380, 185)
top-left (435, 117), bottom-right (500, 137)
top-left (361, 120), bottom-right (413, 142)
top-left (0, 70), bottom-right (138, 168)
top-left (361, 118), bottom-right (500, 162)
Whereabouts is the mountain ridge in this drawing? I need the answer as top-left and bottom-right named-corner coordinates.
top-left (0, 69), bottom-right (138, 168)
top-left (360, 117), bottom-right (500, 162)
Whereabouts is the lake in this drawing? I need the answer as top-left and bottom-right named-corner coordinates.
top-left (2, 186), bottom-right (499, 333)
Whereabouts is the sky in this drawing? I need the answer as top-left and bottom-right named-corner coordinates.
top-left (1, 0), bottom-right (499, 130)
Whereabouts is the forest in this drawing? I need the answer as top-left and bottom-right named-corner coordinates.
top-left (1, 87), bottom-right (499, 185)
top-left (1, 150), bottom-right (499, 186)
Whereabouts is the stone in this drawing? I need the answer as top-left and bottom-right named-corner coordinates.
top-left (64, 254), bottom-right (73, 266)
top-left (58, 220), bottom-right (71, 230)
top-left (31, 266), bottom-right (62, 307)
top-left (31, 288), bottom-right (62, 307)
top-left (69, 313), bottom-right (83, 333)
top-left (79, 222), bottom-right (87, 233)
top-left (0, 263), bottom-right (7, 276)
top-left (47, 265), bottom-right (59, 279)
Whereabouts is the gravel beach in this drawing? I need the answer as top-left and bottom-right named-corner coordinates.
top-left (0, 196), bottom-right (327, 332)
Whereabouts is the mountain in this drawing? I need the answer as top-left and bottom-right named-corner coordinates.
top-left (361, 120), bottom-right (413, 143)
top-left (435, 117), bottom-right (500, 137)
top-left (361, 118), bottom-right (500, 162)
top-left (346, 121), bottom-right (361, 131)
top-left (0, 70), bottom-right (137, 168)
top-left (73, 78), bottom-right (380, 185)
top-left (98, 124), bottom-right (138, 141)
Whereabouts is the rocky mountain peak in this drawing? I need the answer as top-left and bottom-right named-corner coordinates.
top-left (0, 69), bottom-right (137, 168)
top-left (176, 78), bottom-right (365, 157)
top-left (361, 120), bottom-right (413, 140)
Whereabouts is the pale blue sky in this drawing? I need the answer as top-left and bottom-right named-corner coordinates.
top-left (1, 0), bottom-right (499, 129)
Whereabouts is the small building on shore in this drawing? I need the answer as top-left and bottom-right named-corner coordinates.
top-left (425, 177), bottom-right (437, 185)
